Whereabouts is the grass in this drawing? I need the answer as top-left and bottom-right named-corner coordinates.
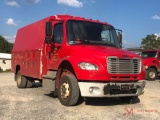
top-left (0, 68), bottom-right (11, 73)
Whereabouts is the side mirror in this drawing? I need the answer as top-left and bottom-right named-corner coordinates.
top-left (115, 29), bottom-right (122, 48)
top-left (46, 22), bottom-right (52, 36)
top-left (118, 32), bottom-right (122, 48)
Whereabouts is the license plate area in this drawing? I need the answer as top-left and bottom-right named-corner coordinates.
top-left (121, 84), bottom-right (130, 90)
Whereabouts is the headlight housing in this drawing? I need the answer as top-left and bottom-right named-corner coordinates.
top-left (78, 62), bottom-right (98, 70)
top-left (144, 65), bottom-right (148, 70)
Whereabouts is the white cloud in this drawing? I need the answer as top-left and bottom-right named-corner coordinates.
top-left (6, 1), bottom-right (20, 7)
top-left (155, 33), bottom-right (160, 37)
top-left (3, 35), bottom-right (16, 43)
top-left (6, 18), bottom-right (18, 26)
top-left (152, 15), bottom-right (160, 20)
top-left (123, 40), bottom-right (133, 45)
top-left (57, 0), bottom-right (83, 8)
top-left (27, 0), bottom-right (41, 4)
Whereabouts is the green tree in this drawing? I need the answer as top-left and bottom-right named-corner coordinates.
top-left (0, 35), bottom-right (13, 53)
top-left (141, 34), bottom-right (160, 50)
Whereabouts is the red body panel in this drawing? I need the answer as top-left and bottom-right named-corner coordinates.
top-left (64, 45), bottom-right (145, 81)
top-left (142, 57), bottom-right (158, 67)
top-left (12, 17), bottom-right (51, 78)
top-left (142, 50), bottom-right (160, 71)
top-left (12, 15), bottom-right (145, 81)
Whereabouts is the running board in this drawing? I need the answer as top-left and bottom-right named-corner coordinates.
top-left (42, 71), bottom-right (56, 92)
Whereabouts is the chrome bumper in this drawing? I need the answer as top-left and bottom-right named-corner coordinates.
top-left (78, 80), bottom-right (146, 97)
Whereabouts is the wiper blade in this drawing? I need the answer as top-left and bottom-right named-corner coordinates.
top-left (69, 39), bottom-right (91, 45)
top-left (83, 39), bottom-right (91, 43)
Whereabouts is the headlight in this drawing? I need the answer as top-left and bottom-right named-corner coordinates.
top-left (78, 62), bottom-right (98, 70)
top-left (145, 65), bottom-right (148, 70)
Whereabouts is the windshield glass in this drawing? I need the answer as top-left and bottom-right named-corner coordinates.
top-left (66, 20), bottom-right (120, 48)
top-left (141, 51), bottom-right (157, 58)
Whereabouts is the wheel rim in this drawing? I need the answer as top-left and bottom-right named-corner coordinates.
top-left (149, 71), bottom-right (155, 78)
top-left (17, 74), bottom-right (21, 85)
top-left (60, 81), bottom-right (70, 99)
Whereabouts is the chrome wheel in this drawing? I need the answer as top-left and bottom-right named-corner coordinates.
top-left (17, 73), bottom-right (21, 86)
top-left (16, 71), bottom-right (27, 88)
top-left (58, 75), bottom-right (79, 106)
top-left (149, 71), bottom-right (155, 78)
top-left (146, 68), bottom-right (157, 81)
top-left (60, 81), bottom-right (70, 99)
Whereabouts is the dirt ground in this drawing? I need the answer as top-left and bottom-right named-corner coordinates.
top-left (0, 72), bottom-right (160, 120)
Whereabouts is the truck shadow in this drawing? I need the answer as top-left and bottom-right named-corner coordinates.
top-left (31, 82), bottom-right (141, 106)
top-left (155, 77), bottom-right (160, 81)
top-left (84, 97), bottom-right (140, 106)
top-left (44, 92), bottom-right (58, 98)
top-left (146, 78), bottom-right (160, 81)
top-left (32, 81), bottom-right (42, 88)
top-left (43, 93), bottom-right (140, 106)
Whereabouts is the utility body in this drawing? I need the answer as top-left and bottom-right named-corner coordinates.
top-left (12, 15), bottom-right (146, 106)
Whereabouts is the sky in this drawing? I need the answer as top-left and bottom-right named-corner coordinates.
top-left (0, 0), bottom-right (160, 48)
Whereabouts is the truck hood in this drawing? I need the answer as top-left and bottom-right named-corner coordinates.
top-left (142, 57), bottom-right (157, 66)
top-left (68, 45), bottom-right (140, 59)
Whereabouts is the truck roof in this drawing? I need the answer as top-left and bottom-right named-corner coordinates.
top-left (142, 50), bottom-right (160, 52)
top-left (49, 14), bottom-right (110, 25)
top-left (0, 53), bottom-right (11, 59)
top-left (12, 14), bottom-right (112, 52)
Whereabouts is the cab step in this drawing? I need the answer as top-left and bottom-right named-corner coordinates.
top-left (42, 71), bottom-right (57, 92)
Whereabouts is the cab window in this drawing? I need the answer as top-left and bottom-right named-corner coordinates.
top-left (53, 23), bottom-right (63, 44)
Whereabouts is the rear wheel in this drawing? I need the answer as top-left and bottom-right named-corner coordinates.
top-left (26, 78), bottom-right (34, 88)
top-left (58, 75), bottom-right (79, 106)
top-left (146, 68), bottom-right (157, 81)
top-left (16, 71), bottom-right (27, 88)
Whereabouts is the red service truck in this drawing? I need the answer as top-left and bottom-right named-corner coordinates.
top-left (12, 15), bottom-right (146, 106)
top-left (141, 50), bottom-right (160, 80)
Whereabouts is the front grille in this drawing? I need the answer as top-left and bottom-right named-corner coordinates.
top-left (107, 57), bottom-right (141, 74)
top-left (109, 89), bottom-right (137, 95)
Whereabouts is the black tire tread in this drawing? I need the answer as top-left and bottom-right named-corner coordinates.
top-left (146, 68), bottom-right (157, 81)
top-left (58, 74), bottom-right (79, 106)
top-left (16, 71), bottom-right (27, 88)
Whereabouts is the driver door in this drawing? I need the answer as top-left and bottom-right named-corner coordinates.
top-left (47, 22), bottom-right (65, 70)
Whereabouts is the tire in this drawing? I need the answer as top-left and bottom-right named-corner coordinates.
top-left (16, 71), bottom-right (27, 88)
top-left (26, 78), bottom-right (33, 88)
top-left (58, 75), bottom-right (79, 106)
top-left (146, 68), bottom-right (157, 81)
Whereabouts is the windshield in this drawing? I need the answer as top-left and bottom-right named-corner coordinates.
top-left (141, 51), bottom-right (157, 58)
top-left (66, 20), bottom-right (120, 48)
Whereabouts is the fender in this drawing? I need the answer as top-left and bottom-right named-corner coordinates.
top-left (59, 55), bottom-right (107, 80)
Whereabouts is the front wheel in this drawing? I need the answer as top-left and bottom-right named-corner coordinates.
top-left (58, 75), bottom-right (79, 106)
top-left (146, 68), bottom-right (157, 81)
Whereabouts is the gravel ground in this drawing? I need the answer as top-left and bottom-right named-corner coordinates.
top-left (0, 72), bottom-right (160, 120)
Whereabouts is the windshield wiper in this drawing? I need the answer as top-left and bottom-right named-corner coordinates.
top-left (69, 39), bottom-right (116, 47)
top-left (83, 39), bottom-right (91, 43)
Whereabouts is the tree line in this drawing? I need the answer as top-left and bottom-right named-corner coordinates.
top-left (141, 34), bottom-right (160, 50)
top-left (0, 35), bottom-right (13, 53)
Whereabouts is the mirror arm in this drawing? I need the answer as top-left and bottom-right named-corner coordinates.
top-left (45, 36), bottom-right (52, 44)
